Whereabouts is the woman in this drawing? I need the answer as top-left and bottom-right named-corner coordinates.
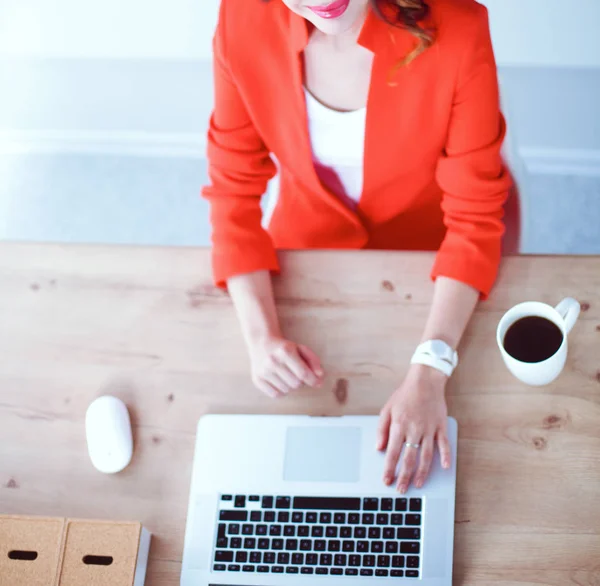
top-left (203, 0), bottom-right (512, 491)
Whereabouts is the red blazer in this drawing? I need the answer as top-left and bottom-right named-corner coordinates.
top-left (203, 0), bottom-right (512, 295)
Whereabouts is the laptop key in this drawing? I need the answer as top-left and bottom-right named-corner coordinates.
top-left (262, 496), bottom-right (274, 509)
top-left (342, 541), bottom-right (355, 552)
top-left (286, 567), bottom-right (299, 574)
top-left (264, 511), bottom-right (275, 523)
top-left (292, 497), bottom-right (361, 511)
top-left (348, 513), bottom-right (360, 524)
top-left (306, 553), bottom-right (318, 565)
top-left (340, 526), bottom-right (352, 538)
top-left (363, 555), bottom-right (375, 567)
top-left (315, 540), bottom-right (326, 551)
top-left (409, 498), bottom-right (422, 512)
top-left (401, 542), bottom-right (420, 554)
top-left (213, 564), bottom-right (226, 571)
top-left (326, 526), bottom-right (338, 538)
top-left (392, 555), bottom-right (405, 568)
top-left (345, 568), bottom-right (359, 576)
top-left (235, 552), bottom-right (248, 563)
top-left (331, 568), bottom-right (343, 575)
top-left (242, 524), bottom-right (253, 535)
top-left (395, 498), bottom-right (408, 512)
top-left (258, 538), bottom-right (270, 550)
top-left (357, 541), bottom-right (369, 552)
top-left (277, 552), bottom-right (290, 564)
top-left (243, 538), bottom-right (256, 549)
top-left (250, 511), bottom-right (262, 522)
top-left (300, 539), bottom-right (312, 551)
top-left (276, 497), bottom-right (291, 509)
top-left (316, 567), bottom-right (328, 575)
top-left (234, 495), bottom-right (246, 508)
top-left (258, 566), bottom-right (269, 573)
top-left (363, 498), bottom-right (379, 511)
top-left (376, 514), bottom-right (389, 526)
top-left (221, 494), bottom-right (233, 501)
top-left (328, 540), bottom-right (341, 552)
top-left (242, 565), bottom-right (255, 572)
top-left (349, 554), bottom-right (361, 566)
top-left (250, 552), bottom-right (261, 563)
top-left (284, 526), bottom-right (295, 537)
top-left (320, 553), bottom-right (332, 566)
top-left (362, 513), bottom-right (375, 525)
top-left (376, 569), bottom-right (389, 577)
top-left (220, 510), bottom-right (247, 522)
top-left (397, 528), bottom-right (421, 540)
top-left (216, 537), bottom-right (228, 548)
top-left (292, 553), bottom-right (304, 565)
top-left (270, 525), bottom-right (281, 536)
top-left (292, 512), bottom-right (304, 523)
top-left (377, 555), bottom-right (391, 567)
top-left (272, 565), bottom-right (284, 573)
top-left (385, 541), bottom-right (398, 553)
top-left (334, 513), bottom-right (346, 524)
top-left (383, 527), bottom-right (395, 539)
top-left (272, 539), bottom-right (284, 550)
top-left (407, 556), bottom-right (419, 568)
top-left (215, 551), bottom-right (233, 563)
top-left (361, 569), bottom-right (374, 576)
top-left (334, 554), bottom-right (347, 566)
top-left (228, 564), bottom-right (240, 572)
top-left (256, 524), bottom-right (267, 536)
top-left (391, 570), bottom-right (404, 577)
top-left (278, 512), bottom-right (290, 523)
top-left (285, 539), bottom-right (298, 551)
top-left (369, 527), bottom-right (381, 539)
top-left (406, 514), bottom-right (421, 526)
top-left (320, 512), bottom-right (332, 524)
top-left (406, 570), bottom-right (419, 577)
top-left (264, 552), bottom-right (275, 564)
top-left (298, 525), bottom-right (310, 537)
top-left (217, 524), bottom-right (227, 538)
top-left (354, 527), bottom-right (366, 538)
top-left (381, 498), bottom-right (393, 511)
top-left (306, 512), bottom-right (318, 523)
top-left (301, 567), bottom-right (314, 574)
top-left (391, 514), bottom-right (403, 525)
top-left (371, 541), bottom-right (384, 553)
top-left (312, 526), bottom-right (324, 537)
top-left (231, 538), bottom-right (242, 549)
top-left (228, 524), bottom-right (240, 535)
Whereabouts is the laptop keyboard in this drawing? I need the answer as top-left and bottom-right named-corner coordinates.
top-left (213, 495), bottom-right (422, 578)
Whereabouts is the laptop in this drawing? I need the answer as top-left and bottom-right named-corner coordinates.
top-left (181, 415), bottom-right (458, 586)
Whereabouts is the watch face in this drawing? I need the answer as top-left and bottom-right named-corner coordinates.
top-left (430, 339), bottom-right (449, 357)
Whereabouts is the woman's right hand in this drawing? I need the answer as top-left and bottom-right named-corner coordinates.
top-left (249, 336), bottom-right (324, 398)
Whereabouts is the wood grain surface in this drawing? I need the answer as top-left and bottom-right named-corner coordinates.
top-left (1, 244), bottom-right (599, 586)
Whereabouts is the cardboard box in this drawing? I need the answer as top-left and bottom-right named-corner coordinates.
top-left (0, 516), bottom-right (66, 586)
top-left (57, 519), bottom-right (150, 586)
top-left (0, 516), bottom-right (150, 586)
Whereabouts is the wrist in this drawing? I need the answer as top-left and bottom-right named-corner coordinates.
top-left (407, 363), bottom-right (448, 390)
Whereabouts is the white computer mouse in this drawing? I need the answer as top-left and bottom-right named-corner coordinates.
top-left (85, 395), bottom-right (133, 473)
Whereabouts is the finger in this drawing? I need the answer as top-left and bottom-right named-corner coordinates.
top-left (376, 407), bottom-right (391, 452)
top-left (298, 345), bottom-right (324, 380)
top-left (281, 347), bottom-right (317, 388)
top-left (382, 421), bottom-right (405, 486)
top-left (397, 432), bottom-right (423, 493)
top-left (413, 434), bottom-right (435, 489)
top-left (263, 371), bottom-right (292, 395)
top-left (437, 428), bottom-right (452, 470)
top-left (273, 360), bottom-right (303, 390)
top-left (255, 379), bottom-right (281, 399)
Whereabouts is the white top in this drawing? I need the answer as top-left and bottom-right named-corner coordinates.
top-left (304, 88), bottom-right (367, 208)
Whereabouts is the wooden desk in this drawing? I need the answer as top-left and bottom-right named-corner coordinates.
top-left (1, 244), bottom-right (599, 585)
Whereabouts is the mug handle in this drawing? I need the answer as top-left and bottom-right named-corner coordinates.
top-left (555, 298), bottom-right (581, 334)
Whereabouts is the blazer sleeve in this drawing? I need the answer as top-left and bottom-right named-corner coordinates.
top-left (202, 7), bottom-right (279, 288)
top-left (431, 5), bottom-right (512, 298)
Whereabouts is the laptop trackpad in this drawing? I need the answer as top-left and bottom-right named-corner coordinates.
top-left (283, 426), bottom-right (361, 482)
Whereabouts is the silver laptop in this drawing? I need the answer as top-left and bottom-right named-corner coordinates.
top-left (182, 415), bottom-right (458, 586)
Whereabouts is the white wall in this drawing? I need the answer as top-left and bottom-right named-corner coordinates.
top-left (1, 0), bottom-right (599, 67)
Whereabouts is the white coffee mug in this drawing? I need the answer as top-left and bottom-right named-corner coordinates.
top-left (496, 298), bottom-right (581, 386)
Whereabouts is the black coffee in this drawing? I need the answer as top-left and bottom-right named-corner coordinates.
top-left (503, 316), bottom-right (563, 363)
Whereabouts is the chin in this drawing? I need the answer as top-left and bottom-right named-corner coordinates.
top-left (298, 0), bottom-right (368, 36)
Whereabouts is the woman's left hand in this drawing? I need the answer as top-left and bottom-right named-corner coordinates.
top-left (377, 364), bottom-right (452, 493)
